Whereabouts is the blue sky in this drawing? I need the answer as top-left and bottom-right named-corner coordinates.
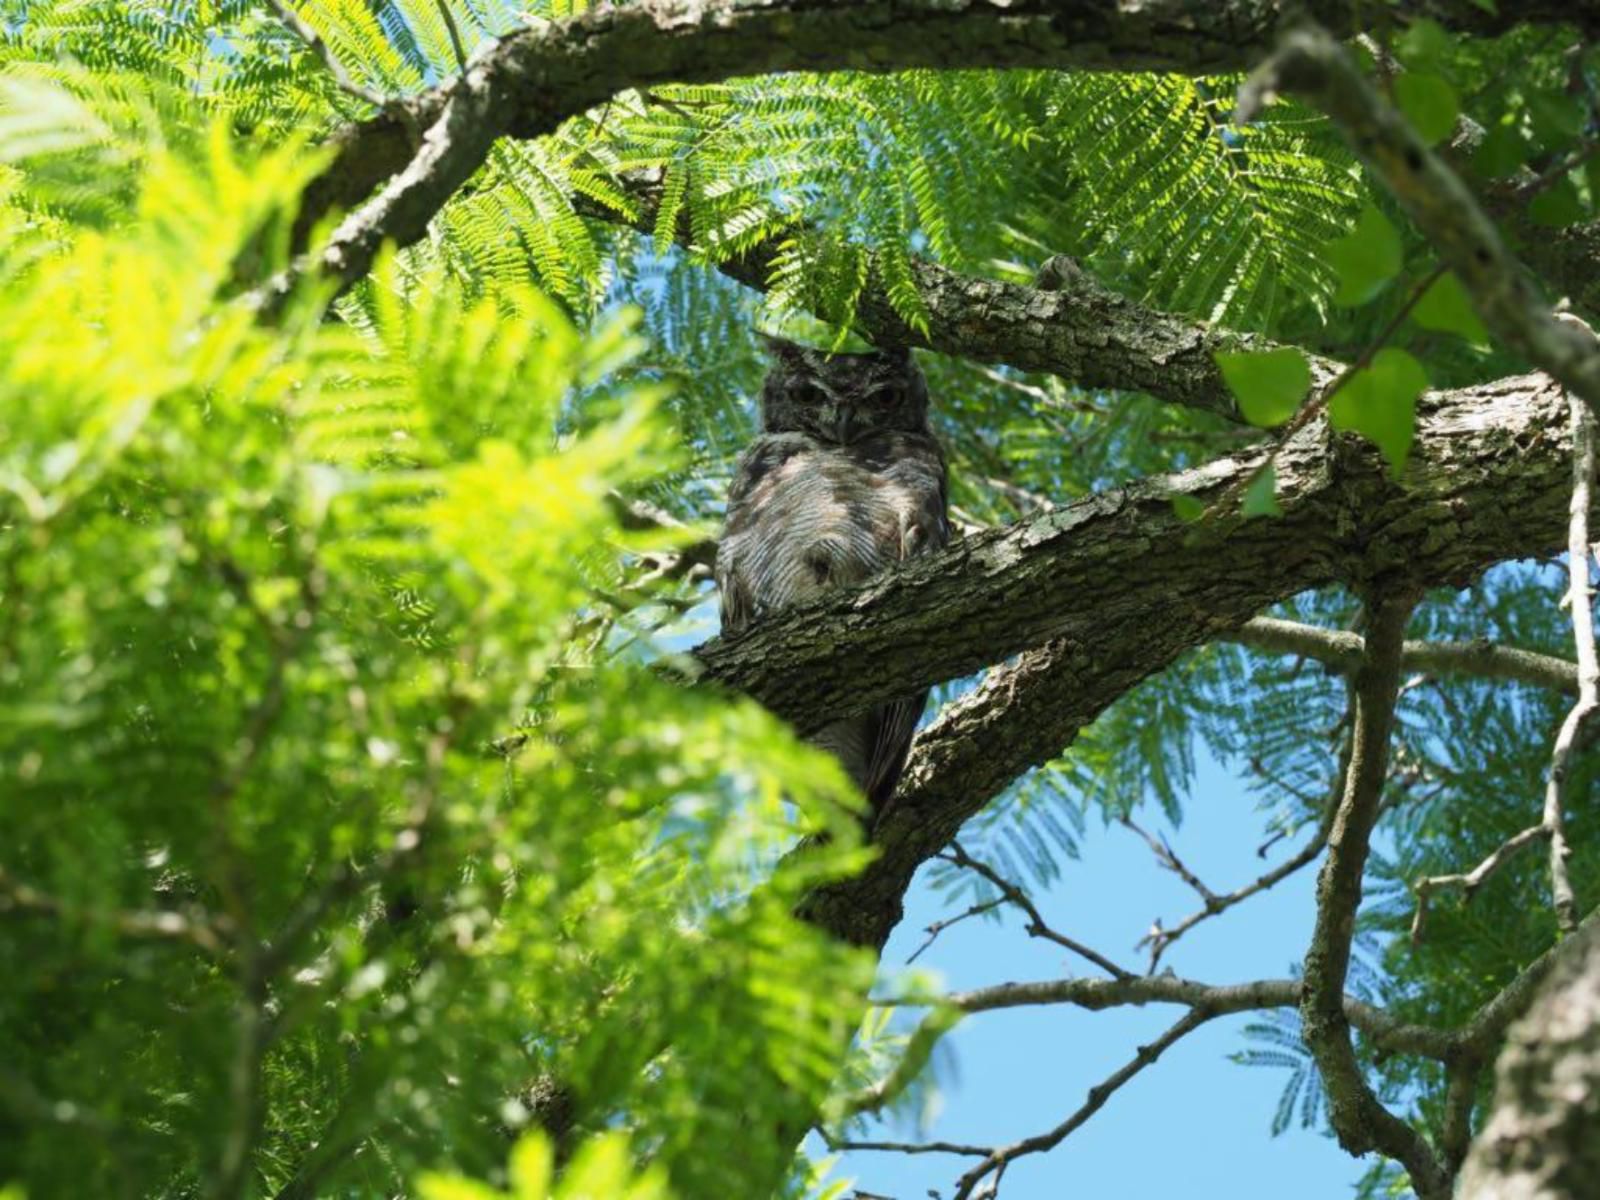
top-left (826, 746), bottom-right (1369, 1200)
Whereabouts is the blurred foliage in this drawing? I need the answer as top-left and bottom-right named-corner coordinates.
top-left (0, 4), bottom-right (1598, 1200)
top-left (0, 67), bottom-right (873, 1200)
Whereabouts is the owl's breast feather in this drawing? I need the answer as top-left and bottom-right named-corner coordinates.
top-left (723, 439), bottom-right (933, 615)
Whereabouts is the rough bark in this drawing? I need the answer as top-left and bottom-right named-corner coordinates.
top-left (1459, 919), bottom-right (1600, 1200)
top-left (776, 371), bottom-right (1571, 948)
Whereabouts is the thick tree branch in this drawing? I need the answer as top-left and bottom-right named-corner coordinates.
top-left (1459, 917), bottom-right (1600, 1199)
top-left (789, 372), bottom-right (1573, 950)
top-left (280, 0), bottom-right (1600, 303)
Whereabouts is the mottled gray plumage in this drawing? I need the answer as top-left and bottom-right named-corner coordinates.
top-left (717, 336), bottom-right (949, 811)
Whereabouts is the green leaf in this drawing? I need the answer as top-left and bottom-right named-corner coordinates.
top-left (1474, 120), bottom-right (1529, 178)
top-left (509, 1136), bottom-right (554, 1198)
top-left (1530, 177), bottom-right (1584, 228)
top-left (1328, 348), bottom-right (1427, 475)
top-left (1242, 463), bottom-right (1281, 518)
top-left (1412, 272), bottom-right (1488, 345)
top-left (417, 1175), bottom-right (504, 1200)
top-left (1394, 74), bottom-right (1459, 146)
top-left (1527, 91), bottom-right (1586, 150)
top-left (1216, 348), bottom-right (1311, 427)
top-left (1395, 19), bottom-right (1454, 71)
top-left (1172, 494), bottom-right (1206, 523)
top-left (1326, 205), bottom-right (1403, 306)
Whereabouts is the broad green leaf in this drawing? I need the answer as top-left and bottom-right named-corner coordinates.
top-left (1530, 177), bottom-right (1584, 228)
top-left (1216, 348), bottom-right (1311, 427)
top-left (1172, 494), bottom-right (1206, 523)
top-left (1528, 91), bottom-right (1586, 149)
top-left (1413, 272), bottom-right (1489, 345)
top-left (1395, 19), bottom-right (1454, 70)
top-left (1328, 348), bottom-right (1427, 475)
top-left (1474, 120), bottom-right (1529, 178)
top-left (1394, 74), bottom-right (1459, 146)
top-left (1327, 205), bottom-right (1403, 306)
top-left (1242, 463), bottom-right (1281, 518)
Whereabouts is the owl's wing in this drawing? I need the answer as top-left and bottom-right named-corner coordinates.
top-left (715, 552), bottom-right (753, 637)
top-left (862, 437), bottom-right (950, 809)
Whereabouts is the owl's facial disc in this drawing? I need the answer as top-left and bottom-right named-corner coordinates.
top-left (757, 337), bottom-right (929, 438)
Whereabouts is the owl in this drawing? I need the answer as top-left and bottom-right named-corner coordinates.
top-left (717, 336), bottom-right (949, 813)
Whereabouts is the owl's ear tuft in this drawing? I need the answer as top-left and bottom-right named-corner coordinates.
top-left (757, 333), bottom-right (811, 365)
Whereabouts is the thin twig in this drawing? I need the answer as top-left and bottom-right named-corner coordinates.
top-left (906, 897), bottom-right (1006, 964)
top-left (821, 1132), bottom-right (989, 1158)
top-left (940, 843), bottom-right (1132, 980)
top-left (1120, 816), bottom-right (1218, 903)
top-left (433, 0), bottom-right (470, 74)
top-left (950, 1009), bottom-right (1213, 1200)
top-left (1197, 263), bottom-right (1446, 525)
top-left (262, 0), bottom-right (404, 118)
top-left (1410, 824), bottom-right (1551, 945)
top-left (1136, 807), bottom-right (1334, 971)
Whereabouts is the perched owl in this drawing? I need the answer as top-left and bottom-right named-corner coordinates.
top-left (717, 336), bottom-right (949, 812)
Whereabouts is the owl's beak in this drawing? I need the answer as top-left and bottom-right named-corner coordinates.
top-left (835, 406), bottom-right (857, 444)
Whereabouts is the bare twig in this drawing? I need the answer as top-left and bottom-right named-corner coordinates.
top-left (262, 0), bottom-right (408, 121)
top-left (821, 1132), bottom-right (988, 1158)
top-left (906, 896), bottom-right (1005, 964)
top-left (1136, 808), bottom-right (1334, 971)
top-left (1410, 824), bottom-right (1551, 945)
top-left (884, 972), bottom-right (1456, 1063)
top-left (950, 1009), bottom-right (1213, 1200)
top-left (940, 843), bottom-right (1132, 980)
top-left (1120, 817), bottom-right (1217, 903)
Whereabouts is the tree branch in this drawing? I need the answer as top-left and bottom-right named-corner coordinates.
top-left (1231, 617), bottom-right (1580, 694)
top-left (1298, 591), bottom-right (1449, 1197)
top-left (0, 866), bottom-right (231, 956)
top-left (1543, 381), bottom-right (1595, 932)
top-left (280, 1), bottom-right (1600, 306)
top-left (748, 371), bottom-right (1573, 951)
top-left (1411, 824), bottom-right (1554, 945)
top-left (951, 1008), bottom-right (1213, 1200)
top-left (937, 843), bottom-right (1131, 979)
top-left (1458, 917), bottom-right (1600, 1198)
